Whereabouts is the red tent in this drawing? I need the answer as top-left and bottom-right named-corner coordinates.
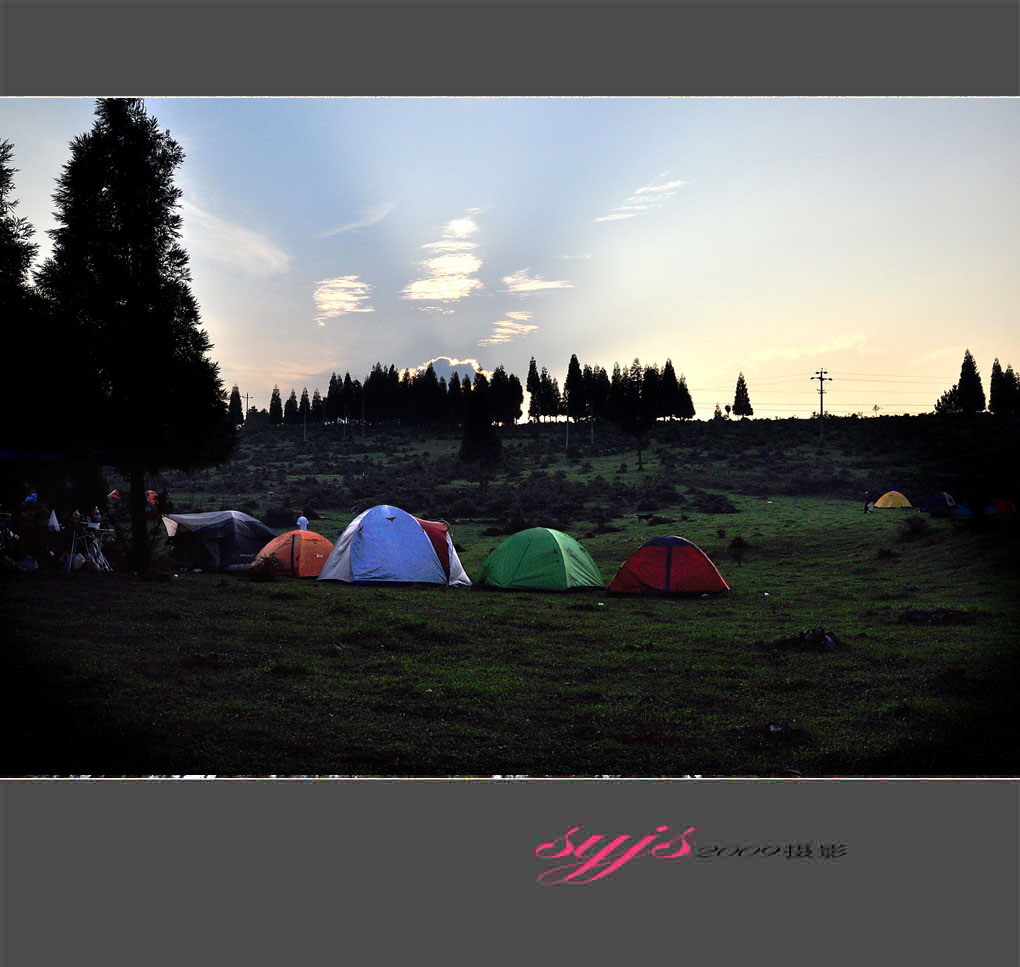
top-left (609, 536), bottom-right (729, 594)
top-left (253, 529), bottom-right (334, 577)
top-left (988, 497), bottom-right (1016, 515)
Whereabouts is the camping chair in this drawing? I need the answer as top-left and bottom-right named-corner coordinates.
top-left (68, 521), bottom-right (114, 572)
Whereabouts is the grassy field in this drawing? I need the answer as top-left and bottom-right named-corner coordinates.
top-left (4, 414), bottom-right (1018, 777)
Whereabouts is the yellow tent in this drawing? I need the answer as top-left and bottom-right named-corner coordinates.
top-left (875, 491), bottom-right (911, 508)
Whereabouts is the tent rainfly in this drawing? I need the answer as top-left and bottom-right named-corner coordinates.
top-left (476, 527), bottom-right (603, 591)
top-left (609, 536), bottom-right (729, 595)
top-left (875, 491), bottom-right (911, 508)
top-left (162, 511), bottom-right (277, 571)
top-left (317, 505), bottom-right (470, 585)
top-left (921, 492), bottom-right (956, 513)
top-left (253, 529), bottom-right (334, 577)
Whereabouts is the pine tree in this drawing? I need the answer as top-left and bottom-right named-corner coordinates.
top-left (957, 349), bottom-right (985, 414)
top-left (0, 140), bottom-right (58, 457)
top-left (677, 373), bottom-right (695, 420)
top-left (733, 373), bottom-right (753, 418)
top-left (341, 373), bottom-right (355, 423)
top-left (614, 359), bottom-right (655, 469)
top-left (988, 358), bottom-right (1005, 415)
top-left (713, 402), bottom-right (723, 420)
top-left (526, 357), bottom-right (541, 422)
top-left (1002, 365), bottom-right (1020, 417)
top-left (459, 373), bottom-right (502, 494)
top-left (506, 372), bottom-right (524, 425)
top-left (298, 387), bottom-right (310, 425)
top-left (325, 372), bottom-right (340, 423)
top-left (448, 372), bottom-right (464, 425)
top-left (564, 354), bottom-right (586, 421)
top-left (228, 385), bottom-right (244, 425)
top-left (311, 388), bottom-right (324, 424)
top-left (34, 99), bottom-right (234, 571)
top-left (642, 363), bottom-right (662, 421)
top-left (660, 360), bottom-right (680, 420)
top-left (934, 385), bottom-right (961, 415)
top-left (269, 385), bottom-right (283, 425)
top-left (284, 389), bottom-right (299, 425)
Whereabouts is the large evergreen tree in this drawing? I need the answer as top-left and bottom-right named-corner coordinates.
top-left (1002, 365), bottom-right (1020, 417)
top-left (659, 360), bottom-right (680, 420)
top-left (459, 374), bottom-right (502, 494)
top-left (677, 373), bottom-right (696, 420)
top-left (1, 140), bottom-right (55, 453)
top-left (298, 387), bottom-right (310, 425)
top-left (284, 389), bottom-right (299, 425)
top-left (310, 388), bottom-right (324, 424)
top-left (988, 358), bottom-right (1006, 415)
top-left (957, 349), bottom-right (985, 414)
top-left (526, 356), bottom-right (541, 422)
top-left (34, 99), bottom-right (233, 571)
top-left (733, 373), bottom-right (754, 418)
top-left (564, 354), bottom-right (586, 421)
top-left (228, 385), bottom-right (244, 425)
top-left (269, 385), bottom-right (283, 425)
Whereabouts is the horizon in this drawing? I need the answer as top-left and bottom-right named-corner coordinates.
top-left (2, 96), bottom-right (1017, 418)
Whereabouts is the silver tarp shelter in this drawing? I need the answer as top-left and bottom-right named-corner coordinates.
top-left (162, 511), bottom-right (277, 571)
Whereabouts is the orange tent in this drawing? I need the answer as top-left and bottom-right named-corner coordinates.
top-left (254, 529), bottom-right (334, 577)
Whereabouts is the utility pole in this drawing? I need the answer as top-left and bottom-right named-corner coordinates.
top-left (243, 392), bottom-right (251, 415)
top-left (812, 368), bottom-right (831, 439)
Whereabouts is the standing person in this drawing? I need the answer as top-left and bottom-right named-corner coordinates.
top-left (296, 515), bottom-right (308, 530)
top-left (863, 491), bottom-right (875, 514)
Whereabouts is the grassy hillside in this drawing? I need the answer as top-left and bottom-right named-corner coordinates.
top-left (3, 415), bottom-right (1018, 776)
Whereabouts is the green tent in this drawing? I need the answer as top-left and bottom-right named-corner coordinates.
top-left (476, 527), bottom-right (604, 590)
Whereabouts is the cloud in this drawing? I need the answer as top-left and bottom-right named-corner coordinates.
top-left (557, 253), bottom-right (593, 260)
top-left (313, 275), bottom-right (375, 326)
top-left (181, 200), bottom-right (291, 275)
top-left (749, 333), bottom-right (868, 363)
top-left (416, 306), bottom-right (456, 315)
top-left (402, 214), bottom-right (485, 303)
top-left (503, 270), bottom-right (573, 294)
top-left (319, 201), bottom-right (395, 237)
top-left (415, 355), bottom-right (491, 380)
top-left (595, 174), bottom-right (686, 223)
top-left (479, 311), bottom-right (539, 346)
top-left (634, 179), bottom-right (687, 195)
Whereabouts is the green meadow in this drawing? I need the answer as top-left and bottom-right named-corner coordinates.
top-left (3, 416), bottom-right (1017, 776)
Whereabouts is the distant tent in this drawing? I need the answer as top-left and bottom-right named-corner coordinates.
top-left (107, 489), bottom-right (121, 501)
top-left (987, 497), bottom-right (1016, 515)
top-left (476, 527), bottom-right (603, 591)
top-left (162, 511), bottom-right (277, 571)
top-left (955, 504), bottom-right (973, 517)
top-left (254, 529), bottom-right (334, 577)
top-left (921, 492), bottom-right (956, 513)
top-left (317, 505), bottom-right (470, 585)
top-left (875, 491), bottom-right (911, 508)
top-left (146, 490), bottom-right (160, 506)
top-left (609, 536), bottom-right (729, 595)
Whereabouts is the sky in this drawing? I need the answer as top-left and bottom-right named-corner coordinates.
top-left (2, 96), bottom-right (1018, 418)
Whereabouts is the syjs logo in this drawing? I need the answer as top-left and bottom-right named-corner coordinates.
top-left (534, 824), bottom-right (697, 885)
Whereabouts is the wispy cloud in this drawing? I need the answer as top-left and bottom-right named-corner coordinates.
top-left (319, 201), bottom-right (395, 237)
top-left (313, 275), bottom-right (374, 326)
top-left (595, 174), bottom-right (686, 223)
top-left (402, 215), bottom-right (484, 303)
top-left (557, 253), bottom-right (593, 260)
top-left (181, 200), bottom-right (291, 275)
top-left (503, 269), bottom-right (573, 294)
top-left (750, 333), bottom-right (868, 363)
top-left (416, 306), bottom-right (456, 315)
top-left (479, 310), bottom-right (539, 346)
